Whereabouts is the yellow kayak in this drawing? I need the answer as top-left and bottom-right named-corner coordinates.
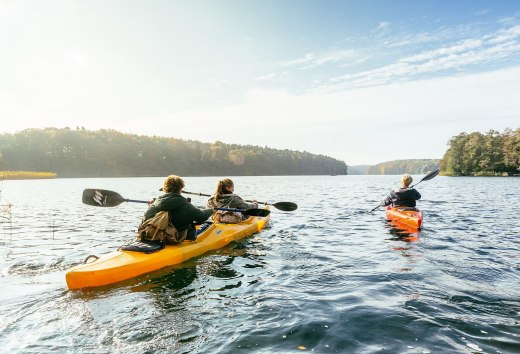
top-left (66, 207), bottom-right (270, 290)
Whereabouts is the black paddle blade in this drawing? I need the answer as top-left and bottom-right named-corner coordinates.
top-left (421, 168), bottom-right (440, 182)
top-left (272, 202), bottom-right (297, 212)
top-left (243, 208), bottom-right (271, 217)
top-left (82, 189), bottom-right (126, 207)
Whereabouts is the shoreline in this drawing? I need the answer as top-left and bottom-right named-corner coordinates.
top-left (1, 171), bottom-right (57, 180)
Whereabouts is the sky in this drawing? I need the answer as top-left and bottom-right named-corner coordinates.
top-left (1, 0), bottom-right (519, 165)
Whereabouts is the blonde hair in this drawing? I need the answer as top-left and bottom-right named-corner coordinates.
top-left (163, 175), bottom-right (185, 193)
top-left (401, 174), bottom-right (413, 187)
top-left (213, 178), bottom-right (234, 202)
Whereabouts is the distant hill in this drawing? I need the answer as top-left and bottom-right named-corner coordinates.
top-left (0, 128), bottom-right (348, 177)
top-left (347, 165), bottom-right (370, 175)
top-left (367, 159), bottom-right (440, 175)
top-left (348, 160), bottom-right (439, 175)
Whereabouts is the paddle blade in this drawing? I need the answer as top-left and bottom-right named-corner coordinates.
top-left (82, 189), bottom-right (126, 207)
top-left (272, 202), bottom-right (298, 212)
top-left (421, 168), bottom-right (440, 182)
top-left (243, 208), bottom-right (271, 217)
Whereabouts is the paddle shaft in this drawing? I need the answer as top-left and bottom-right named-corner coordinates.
top-left (214, 207), bottom-right (246, 212)
top-left (82, 189), bottom-right (268, 216)
top-left (126, 199), bottom-right (148, 204)
top-left (183, 190), bottom-right (297, 211)
top-left (213, 207), bottom-right (270, 217)
top-left (370, 205), bottom-right (381, 212)
top-left (410, 168), bottom-right (440, 188)
top-left (184, 190), bottom-right (262, 205)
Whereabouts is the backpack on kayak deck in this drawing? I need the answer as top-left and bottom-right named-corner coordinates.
top-left (212, 210), bottom-right (243, 224)
top-left (137, 211), bottom-right (187, 244)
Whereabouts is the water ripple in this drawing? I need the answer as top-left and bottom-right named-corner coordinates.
top-left (1, 176), bottom-right (520, 353)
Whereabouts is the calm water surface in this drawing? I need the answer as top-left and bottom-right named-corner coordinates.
top-left (0, 176), bottom-right (519, 353)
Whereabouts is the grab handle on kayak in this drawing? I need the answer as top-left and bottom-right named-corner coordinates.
top-left (84, 255), bottom-right (99, 264)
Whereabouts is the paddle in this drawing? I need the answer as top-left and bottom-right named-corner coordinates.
top-left (82, 189), bottom-right (270, 217)
top-left (369, 168), bottom-right (440, 212)
top-left (410, 168), bottom-right (440, 188)
top-left (183, 190), bottom-right (298, 211)
top-left (82, 188), bottom-right (147, 207)
top-left (213, 207), bottom-right (270, 217)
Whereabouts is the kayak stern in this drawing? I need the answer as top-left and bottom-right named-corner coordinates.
top-left (385, 206), bottom-right (423, 230)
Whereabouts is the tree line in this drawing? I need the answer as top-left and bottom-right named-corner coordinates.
top-left (0, 128), bottom-right (348, 177)
top-left (439, 128), bottom-right (519, 176)
top-left (367, 159), bottom-right (440, 175)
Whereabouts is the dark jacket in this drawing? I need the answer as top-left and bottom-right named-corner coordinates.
top-left (143, 192), bottom-right (212, 239)
top-left (382, 187), bottom-right (421, 208)
top-left (206, 194), bottom-right (257, 210)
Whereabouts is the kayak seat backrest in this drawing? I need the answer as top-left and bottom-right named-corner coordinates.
top-left (119, 240), bottom-right (165, 254)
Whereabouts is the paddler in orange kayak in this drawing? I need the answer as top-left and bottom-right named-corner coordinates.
top-left (381, 174), bottom-right (421, 208)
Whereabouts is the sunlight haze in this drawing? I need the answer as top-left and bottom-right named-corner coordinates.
top-left (1, 0), bottom-right (519, 165)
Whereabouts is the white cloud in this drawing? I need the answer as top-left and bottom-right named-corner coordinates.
top-left (2, 3), bottom-right (519, 167)
top-left (475, 9), bottom-right (490, 16)
top-left (281, 49), bottom-right (358, 69)
top-left (320, 24), bottom-right (520, 92)
top-left (4, 62), bottom-right (519, 166)
top-left (378, 21), bottom-right (391, 30)
top-left (384, 31), bottom-right (444, 48)
top-left (400, 38), bottom-right (483, 63)
top-left (488, 25), bottom-right (520, 43)
top-left (256, 73), bottom-right (278, 81)
top-left (129, 66), bottom-right (520, 165)
top-left (281, 53), bottom-right (316, 67)
top-left (373, 21), bottom-right (392, 37)
top-left (278, 18), bottom-right (520, 94)
top-left (313, 49), bottom-right (357, 66)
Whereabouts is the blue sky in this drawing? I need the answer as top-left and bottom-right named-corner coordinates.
top-left (1, 0), bottom-right (519, 165)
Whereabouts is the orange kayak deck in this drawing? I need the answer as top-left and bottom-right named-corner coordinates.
top-left (66, 208), bottom-right (270, 290)
top-left (385, 206), bottom-right (423, 230)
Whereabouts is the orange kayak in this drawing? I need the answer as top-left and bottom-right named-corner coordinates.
top-left (385, 206), bottom-right (423, 229)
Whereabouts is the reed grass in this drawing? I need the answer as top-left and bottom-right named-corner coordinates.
top-left (0, 171), bottom-right (57, 180)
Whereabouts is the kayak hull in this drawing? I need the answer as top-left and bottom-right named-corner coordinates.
top-left (66, 208), bottom-right (269, 290)
top-left (385, 206), bottom-right (423, 230)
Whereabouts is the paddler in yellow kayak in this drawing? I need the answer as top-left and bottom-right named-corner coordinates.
top-left (380, 174), bottom-right (421, 208)
top-left (142, 175), bottom-right (213, 241)
top-left (207, 178), bottom-right (258, 223)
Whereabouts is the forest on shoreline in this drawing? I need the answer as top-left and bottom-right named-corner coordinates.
top-left (1, 127), bottom-right (517, 178)
top-left (440, 128), bottom-right (519, 176)
top-left (0, 128), bottom-right (347, 177)
top-left (349, 128), bottom-right (518, 176)
top-left (366, 159), bottom-right (440, 175)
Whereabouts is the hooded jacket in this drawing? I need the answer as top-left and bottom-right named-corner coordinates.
top-left (382, 187), bottom-right (421, 208)
top-left (143, 192), bottom-right (212, 239)
top-left (207, 194), bottom-right (258, 210)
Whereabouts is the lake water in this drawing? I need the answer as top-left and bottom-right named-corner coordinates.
top-left (0, 175), bottom-right (519, 353)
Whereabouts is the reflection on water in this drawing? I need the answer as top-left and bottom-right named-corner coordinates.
top-left (385, 219), bottom-right (420, 242)
top-left (1, 176), bottom-right (520, 353)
